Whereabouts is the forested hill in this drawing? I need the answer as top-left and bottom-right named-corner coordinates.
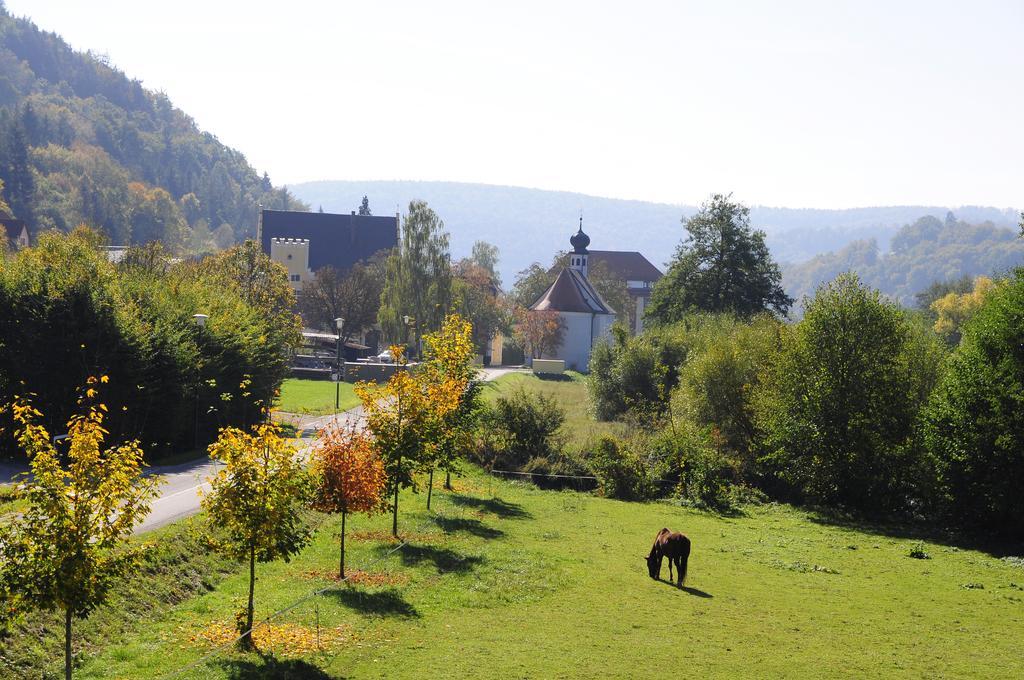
top-left (783, 214), bottom-right (1024, 308)
top-left (293, 180), bottom-right (1018, 287)
top-left (0, 4), bottom-right (306, 252)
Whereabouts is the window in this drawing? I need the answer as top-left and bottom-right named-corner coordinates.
top-left (290, 274), bottom-right (300, 282)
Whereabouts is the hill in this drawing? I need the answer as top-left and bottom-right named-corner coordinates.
top-left (0, 3), bottom-right (306, 252)
top-left (291, 180), bottom-right (1018, 288)
top-left (784, 214), bottom-right (1024, 308)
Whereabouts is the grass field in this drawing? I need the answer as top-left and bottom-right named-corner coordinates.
top-left (480, 371), bottom-right (629, 451)
top-left (46, 466), bottom-right (1023, 679)
top-left (277, 378), bottom-right (360, 415)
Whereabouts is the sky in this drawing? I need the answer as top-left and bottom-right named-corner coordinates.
top-left (6, 0), bottom-right (1022, 209)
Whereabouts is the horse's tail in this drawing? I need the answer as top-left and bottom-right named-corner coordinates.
top-left (679, 536), bottom-right (691, 586)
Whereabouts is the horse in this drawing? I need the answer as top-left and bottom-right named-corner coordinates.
top-left (645, 528), bottom-right (691, 587)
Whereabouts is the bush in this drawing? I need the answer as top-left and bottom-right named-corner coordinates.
top-left (754, 274), bottom-right (943, 513)
top-left (923, 270), bottom-right (1024, 533)
top-left (587, 321), bottom-right (693, 422)
top-left (587, 436), bottom-right (654, 501)
top-left (476, 388), bottom-right (565, 471)
top-left (670, 313), bottom-right (784, 480)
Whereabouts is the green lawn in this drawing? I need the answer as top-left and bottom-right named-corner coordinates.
top-left (276, 378), bottom-right (360, 415)
top-left (51, 467), bottom-right (1024, 679)
top-left (480, 371), bottom-right (629, 451)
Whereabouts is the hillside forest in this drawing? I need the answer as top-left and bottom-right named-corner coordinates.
top-left (0, 4), bottom-right (306, 254)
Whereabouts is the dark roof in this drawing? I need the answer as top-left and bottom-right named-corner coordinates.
top-left (260, 209), bottom-right (398, 272)
top-left (530, 267), bottom-right (614, 314)
top-left (0, 217), bottom-right (28, 246)
top-left (587, 251), bottom-right (662, 282)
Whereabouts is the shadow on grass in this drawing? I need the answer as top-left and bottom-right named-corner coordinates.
top-left (326, 587), bottom-right (419, 618)
top-left (217, 652), bottom-right (335, 679)
top-left (448, 494), bottom-right (532, 519)
top-left (385, 542), bottom-right (484, 574)
top-left (806, 509), bottom-right (1024, 558)
top-left (653, 579), bottom-right (713, 598)
top-left (431, 515), bottom-right (505, 539)
top-left (534, 373), bottom-right (573, 382)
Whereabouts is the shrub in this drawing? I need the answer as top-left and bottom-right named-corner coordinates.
top-left (477, 388), bottom-right (565, 471)
top-left (754, 274), bottom-right (943, 513)
top-left (923, 269), bottom-right (1024, 533)
top-left (587, 436), bottom-right (654, 501)
top-left (587, 321), bottom-right (693, 422)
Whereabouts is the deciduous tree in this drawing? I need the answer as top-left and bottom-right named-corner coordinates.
top-left (647, 194), bottom-right (792, 323)
top-left (378, 201), bottom-right (452, 348)
top-left (310, 424), bottom-right (387, 578)
top-left (513, 308), bottom-right (566, 360)
top-left (201, 423), bottom-right (312, 650)
top-left (0, 380), bottom-right (160, 680)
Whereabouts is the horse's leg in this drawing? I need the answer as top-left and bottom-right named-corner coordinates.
top-left (667, 556), bottom-right (673, 583)
top-left (676, 556), bottom-right (683, 587)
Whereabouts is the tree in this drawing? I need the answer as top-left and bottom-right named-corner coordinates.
top-left (310, 424), bottom-right (386, 578)
top-left (511, 263), bottom-right (553, 308)
top-left (923, 269), bottom-right (1024, 533)
top-left (420, 313), bottom-right (478, 498)
top-left (201, 423), bottom-right (312, 650)
top-left (0, 382), bottom-right (160, 679)
top-left (513, 308), bottom-right (566, 359)
top-left (358, 195), bottom-right (372, 216)
top-left (355, 345), bottom-right (462, 535)
top-left (647, 194), bottom-right (792, 324)
top-left (469, 240), bottom-right (500, 285)
top-left (453, 260), bottom-right (508, 355)
top-left (930, 276), bottom-right (998, 345)
top-left (755, 274), bottom-right (942, 511)
top-left (378, 201), bottom-right (453, 349)
top-left (297, 258), bottom-right (385, 340)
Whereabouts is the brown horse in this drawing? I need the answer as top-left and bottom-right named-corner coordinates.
top-left (645, 528), bottom-right (690, 587)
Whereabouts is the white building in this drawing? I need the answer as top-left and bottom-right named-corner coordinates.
top-left (529, 221), bottom-right (616, 371)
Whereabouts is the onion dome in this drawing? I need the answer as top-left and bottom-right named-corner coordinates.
top-left (570, 216), bottom-right (590, 254)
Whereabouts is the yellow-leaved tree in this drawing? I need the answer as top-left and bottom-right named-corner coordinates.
top-left (310, 423), bottom-right (387, 578)
top-left (420, 313), bottom-right (479, 501)
top-left (931, 276), bottom-right (999, 344)
top-left (201, 423), bottom-right (311, 650)
top-left (355, 343), bottom-right (462, 536)
top-left (0, 379), bottom-right (160, 680)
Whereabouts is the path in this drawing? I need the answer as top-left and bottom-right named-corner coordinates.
top-left (136, 365), bottom-right (526, 533)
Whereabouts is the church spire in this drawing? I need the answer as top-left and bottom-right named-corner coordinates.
top-left (569, 216), bottom-right (590, 277)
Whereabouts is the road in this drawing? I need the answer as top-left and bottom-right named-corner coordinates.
top-left (135, 366), bottom-right (522, 533)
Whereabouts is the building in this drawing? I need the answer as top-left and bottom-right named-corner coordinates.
top-left (258, 208), bottom-right (398, 281)
top-left (529, 221), bottom-right (616, 371)
top-left (0, 215), bottom-right (29, 250)
top-left (584, 250), bottom-right (662, 334)
top-left (270, 238), bottom-right (313, 290)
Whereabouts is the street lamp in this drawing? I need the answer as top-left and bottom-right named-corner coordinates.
top-left (192, 313), bottom-right (208, 451)
top-left (334, 317), bottom-right (345, 412)
top-left (403, 315), bottom-right (417, 360)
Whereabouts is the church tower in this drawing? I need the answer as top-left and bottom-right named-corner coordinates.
top-left (569, 216), bottom-right (590, 277)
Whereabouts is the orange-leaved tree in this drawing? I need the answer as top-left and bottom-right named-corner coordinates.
top-left (201, 422), bottom-right (312, 650)
top-left (310, 423), bottom-right (387, 578)
top-left (0, 378), bottom-right (160, 680)
top-left (420, 313), bottom-right (479, 501)
top-left (355, 345), bottom-right (462, 535)
top-left (514, 307), bottom-right (566, 359)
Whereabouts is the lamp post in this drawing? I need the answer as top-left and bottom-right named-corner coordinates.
top-left (192, 314), bottom-right (208, 451)
top-left (403, 315), bottom-right (417, 360)
top-left (334, 317), bottom-right (345, 412)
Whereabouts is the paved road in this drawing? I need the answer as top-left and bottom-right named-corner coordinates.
top-left (136, 366), bottom-right (525, 533)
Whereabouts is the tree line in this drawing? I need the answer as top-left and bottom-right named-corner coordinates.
top-left (576, 195), bottom-right (1024, 536)
top-left (0, 227), bottom-right (300, 459)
